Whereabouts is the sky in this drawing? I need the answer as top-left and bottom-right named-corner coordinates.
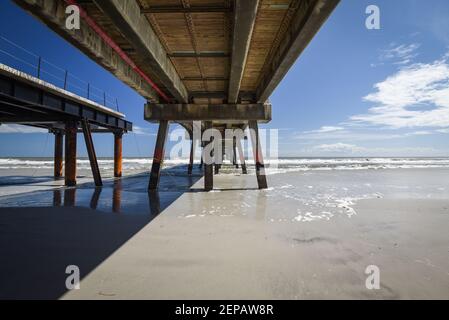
top-left (1, 0), bottom-right (449, 158)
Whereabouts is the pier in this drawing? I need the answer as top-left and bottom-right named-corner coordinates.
top-left (12, 0), bottom-right (339, 190)
top-left (3, 0), bottom-right (449, 303)
top-left (0, 63), bottom-right (133, 186)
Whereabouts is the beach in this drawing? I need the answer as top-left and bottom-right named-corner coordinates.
top-left (0, 158), bottom-right (449, 299)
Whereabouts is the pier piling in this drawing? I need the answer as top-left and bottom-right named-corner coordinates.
top-left (64, 121), bottom-right (77, 187)
top-left (249, 120), bottom-right (267, 189)
top-left (188, 137), bottom-right (194, 175)
top-left (237, 138), bottom-right (247, 174)
top-left (53, 131), bottom-right (64, 178)
top-left (204, 121), bottom-right (214, 191)
top-left (114, 131), bottom-right (123, 178)
top-left (149, 120), bottom-right (169, 190)
top-left (233, 137), bottom-right (239, 169)
top-left (81, 119), bottom-right (102, 187)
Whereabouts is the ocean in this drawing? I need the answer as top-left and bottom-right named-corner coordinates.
top-left (1, 157), bottom-right (449, 173)
top-left (1, 157), bottom-right (449, 220)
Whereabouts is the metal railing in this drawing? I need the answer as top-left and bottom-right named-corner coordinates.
top-left (0, 35), bottom-right (120, 111)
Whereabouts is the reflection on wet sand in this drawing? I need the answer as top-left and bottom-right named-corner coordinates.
top-left (53, 189), bottom-right (62, 207)
top-left (0, 168), bottom-right (202, 299)
top-left (112, 179), bottom-right (122, 213)
top-left (64, 188), bottom-right (76, 207)
top-left (50, 180), bottom-right (163, 217)
top-left (90, 187), bottom-right (102, 210)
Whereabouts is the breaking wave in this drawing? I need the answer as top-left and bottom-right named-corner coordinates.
top-left (1, 157), bottom-right (449, 173)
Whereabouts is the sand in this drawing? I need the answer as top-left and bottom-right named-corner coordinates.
top-left (60, 198), bottom-right (449, 300)
top-left (1, 168), bottom-right (449, 299)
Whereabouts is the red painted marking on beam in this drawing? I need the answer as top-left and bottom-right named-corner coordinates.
top-left (65, 0), bottom-right (171, 102)
top-left (154, 148), bottom-right (164, 162)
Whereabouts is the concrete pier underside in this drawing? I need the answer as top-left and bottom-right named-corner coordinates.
top-left (13, 0), bottom-right (340, 190)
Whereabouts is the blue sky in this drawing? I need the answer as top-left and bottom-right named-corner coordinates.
top-left (1, 0), bottom-right (449, 157)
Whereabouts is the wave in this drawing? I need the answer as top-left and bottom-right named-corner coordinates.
top-left (1, 157), bottom-right (449, 173)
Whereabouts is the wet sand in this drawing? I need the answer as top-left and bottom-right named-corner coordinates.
top-left (61, 192), bottom-right (449, 299)
top-left (1, 168), bottom-right (449, 299)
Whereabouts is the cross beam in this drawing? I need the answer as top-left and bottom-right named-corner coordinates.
top-left (144, 103), bottom-right (271, 123)
top-left (140, 6), bottom-right (232, 14)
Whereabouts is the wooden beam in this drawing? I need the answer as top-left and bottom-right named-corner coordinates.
top-left (189, 92), bottom-right (227, 100)
top-left (180, 0), bottom-right (211, 103)
top-left (141, 6), bottom-right (232, 14)
top-left (149, 121), bottom-right (169, 190)
top-left (169, 52), bottom-right (230, 58)
top-left (257, 0), bottom-right (340, 102)
top-left (64, 121), bottom-right (77, 187)
top-left (248, 120), bottom-right (267, 189)
top-left (182, 76), bottom-right (228, 81)
top-left (93, 0), bottom-right (188, 103)
top-left (228, 0), bottom-right (259, 103)
top-left (54, 131), bottom-right (64, 178)
top-left (114, 131), bottom-right (123, 177)
top-left (81, 119), bottom-right (103, 187)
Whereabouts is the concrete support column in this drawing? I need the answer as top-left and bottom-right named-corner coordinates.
top-left (199, 139), bottom-right (204, 169)
top-left (81, 120), bottom-right (102, 187)
top-left (149, 120), bottom-right (169, 190)
top-left (203, 121), bottom-right (214, 191)
top-left (237, 138), bottom-right (248, 174)
top-left (54, 131), bottom-right (64, 178)
top-left (114, 131), bottom-right (123, 178)
top-left (64, 121), bottom-right (77, 187)
top-left (149, 190), bottom-right (161, 217)
top-left (233, 137), bottom-right (239, 169)
top-left (249, 120), bottom-right (267, 189)
top-left (188, 138), bottom-right (194, 175)
top-left (214, 132), bottom-right (224, 175)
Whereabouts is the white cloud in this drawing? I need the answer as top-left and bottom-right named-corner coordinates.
top-left (304, 126), bottom-right (344, 134)
top-left (294, 129), bottom-right (435, 142)
top-left (408, 130), bottom-right (433, 136)
top-left (313, 143), bottom-right (362, 153)
top-left (352, 56), bottom-right (449, 129)
top-left (289, 48), bottom-right (449, 157)
top-left (133, 125), bottom-right (156, 136)
top-left (307, 143), bottom-right (443, 157)
top-left (379, 43), bottom-right (421, 65)
top-left (0, 124), bottom-right (47, 134)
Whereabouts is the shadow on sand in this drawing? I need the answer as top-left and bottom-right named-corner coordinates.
top-left (0, 166), bottom-right (202, 299)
